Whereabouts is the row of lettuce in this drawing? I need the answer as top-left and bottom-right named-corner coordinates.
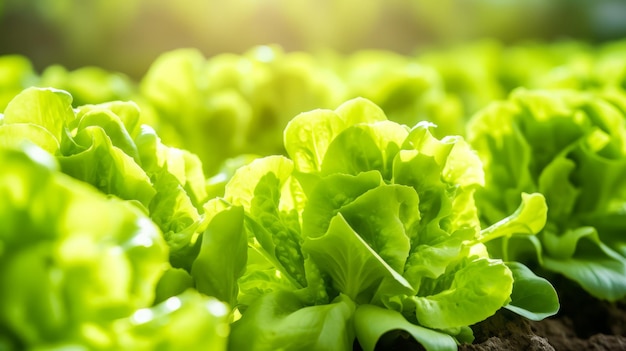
top-left (5, 39), bottom-right (626, 176)
top-left (0, 89), bottom-right (555, 351)
top-left (1, 39), bottom-right (625, 350)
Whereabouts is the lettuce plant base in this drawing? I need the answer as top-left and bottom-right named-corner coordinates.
top-left (461, 277), bottom-right (626, 351)
top-left (356, 275), bottom-right (626, 350)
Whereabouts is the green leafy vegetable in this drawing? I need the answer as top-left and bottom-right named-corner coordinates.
top-left (0, 87), bottom-right (209, 272)
top-left (0, 144), bottom-right (167, 348)
top-left (139, 46), bottom-right (345, 175)
top-left (209, 97), bottom-right (555, 350)
top-left (469, 88), bottom-right (626, 301)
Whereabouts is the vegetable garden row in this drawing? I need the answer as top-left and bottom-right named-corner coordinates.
top-left (1, 39), bottom-right (626, 350)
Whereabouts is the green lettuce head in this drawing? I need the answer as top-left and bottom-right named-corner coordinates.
top-left (330, 50), bottom-right (465, 138)
top-left (139, 46), bottom-right (345, 175)
top-left (198, 97), bottom-right (555, 350)
top-left (0, 144), bottom-right (167, 348)
top-left (37, 64), bottom-right (135, 107)
top-left (0, 144), bottom-right (230, 351)
top-left (468, 88), bottom-right (626, 301)
top-left (0, 87), bottom-right (209, 271)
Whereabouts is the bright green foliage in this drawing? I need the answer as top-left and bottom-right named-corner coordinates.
top-left (38, 65), bottom-right (135, 107)
top-left (112, 289), bottom-right (230, 351)
top-left (468, 88), bottom-right (626, 301)
top-left (0, 145), bottom-right (166, 348)
top-left (415, 39), bottom-right (626, 122)
top-left (0, 87), bottom-right (209, 271)
top-left (354, 304), bottom-right (458, 351)
top-left (331, 50), bottom-right (465, 138)
top-left (504, 262), bottom-right (560, 320)
top-left (0, 55), bottom-right (136, 113)
top-left (138, 46), bottom-right (465, 177)
top-left (229, 291), bottom-right (356, 351)
top-left (0, 95), bottom-right (233, 351)
top-left (192, 206), bottom-right (247, 307)
top-left (0, 55), bottom-right (38, 112)
top-left (212, 97), bottom-right (555, 350)
top-left (8, 39), bottom-right (623, 349)
top-left (139, 46), bottom-right (345, 175)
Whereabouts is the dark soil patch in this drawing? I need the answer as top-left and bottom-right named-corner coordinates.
top-left (460, 276), bottom-right (626, 351)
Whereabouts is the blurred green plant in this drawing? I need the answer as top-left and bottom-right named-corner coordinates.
top-left (0, 87), bottom-right (209, 271)
top-left (139, 45), bottom-right (465, 176)
top-left (0, 55), bottom-right (38, 111)
top-left (0, 144), bottom-right (230, 350)
top-left (139, 45), bottom-right (345, 175)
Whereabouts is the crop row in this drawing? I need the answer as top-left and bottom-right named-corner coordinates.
top-left (1, 39), bottom-right (625, 350)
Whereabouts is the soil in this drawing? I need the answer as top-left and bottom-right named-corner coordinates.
top-left (460, 276), bottom-right (626, 351)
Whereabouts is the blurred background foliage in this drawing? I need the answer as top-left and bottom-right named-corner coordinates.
top-left (3, 0), bottom-right (626, 178)
top-left (1, 0), bottom-right (626, 79)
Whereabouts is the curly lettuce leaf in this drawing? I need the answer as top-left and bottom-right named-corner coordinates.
top-left (477, 193), bottom-right (547, 244)
top-left (284, 97), bottom-right (387, 174)
top-left (321, 121), bottom-right (409, 180)
top-left (60, 125), bottom-right (156, 207)
top-left (328, 184), bottom-right (418, 273)
top-left (301, 171), bottom-right (383, 239)
top-left (0, 123), bottom-right (60, 155)
top-left (393, 123), bottom-right (485, 246)
top-left (74, 103), bottom-right (141, 162)
top-left (284, 109), bottom-right (346, 174)
top-left (225, 156), bottom-right (307, 288)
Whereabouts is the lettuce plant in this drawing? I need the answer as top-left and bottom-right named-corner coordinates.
top-left (0, 87), bottom-right (208, 271)
top-left (139, 46), bottom-right (345, 175)
top-left (139, 46), bottom-right (468, 177)
top-left (414, 40), bottom-right (620, 118)
top-left (327, 50), bottom-right (465, 138)
top-left (468, 88), bottom-right (626, 301)
top-left (201, 97), bottom-right (557, 350)
top-left (0, 55), bottom-right (136, 112)
top-left (37, 64), bottom-right (135, 106)
top-left (0, 145), bottom-right (230, 350)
